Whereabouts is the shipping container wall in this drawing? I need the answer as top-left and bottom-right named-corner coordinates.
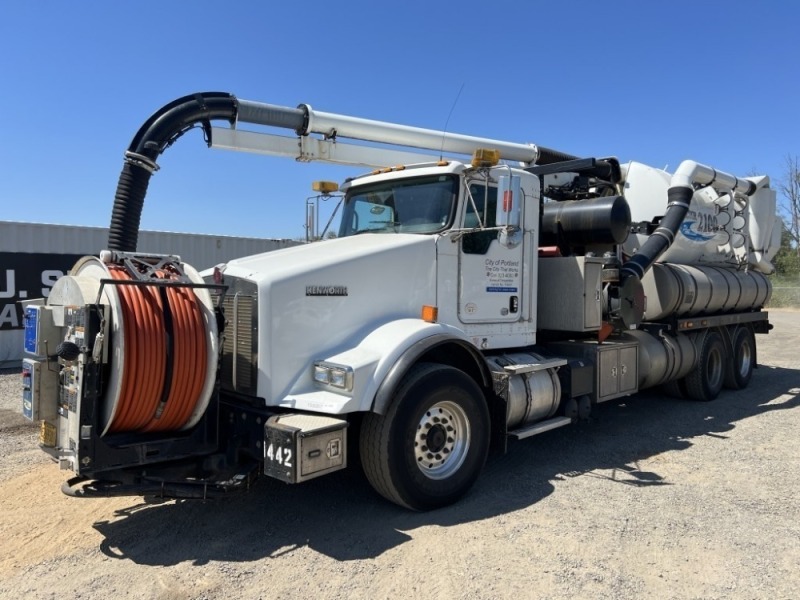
top-left (0, 221), bottom-right (300, 367)
top-left (0, 221), bottom-right (298, 267)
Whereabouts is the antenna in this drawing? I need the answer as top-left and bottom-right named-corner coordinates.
top-left (439, 83), bottom-right (465, 161)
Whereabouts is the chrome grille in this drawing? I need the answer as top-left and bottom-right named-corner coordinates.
top-left (220, 288), bottom-right (258, 395)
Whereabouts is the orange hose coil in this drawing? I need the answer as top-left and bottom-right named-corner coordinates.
top-left (107, 265), bottom-right (208, 433)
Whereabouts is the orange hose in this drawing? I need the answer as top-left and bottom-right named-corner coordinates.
top-left (174, 282), bottom-right (206, 429)
top-left (106, 263), bottom-right (208, 434)
top-left (138, 279), bottom-right (165, 427)
top-left (146, 284), bottom-right (190, 432)
top-left (108, 267), bottom-right (165, 432)
top-left (108, 269), bottom-right (136, 431)
top-left (172, 286), bottom-right (197, 428)
top-left (181, 285), bottom-right (207, 426)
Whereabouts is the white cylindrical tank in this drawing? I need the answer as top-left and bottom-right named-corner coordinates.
top-left (620, 162), bottom-right (777, 273)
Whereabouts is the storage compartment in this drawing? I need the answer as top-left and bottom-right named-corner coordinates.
top-left (537, 256), bottom-right (603, 331)
top-left (264, 414), bottom-right (348, 483)
top-left (548, 339), bottom-right (639, 402)
top-left (598, 343), bottom-right (638, 400)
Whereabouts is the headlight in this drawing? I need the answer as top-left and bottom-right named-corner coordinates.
top-left (312, 362), bottom-right (353, 392)
top-left (330, 368), bottom-right (347, 388)
top-left (314, 365), bottom-right (331, 384)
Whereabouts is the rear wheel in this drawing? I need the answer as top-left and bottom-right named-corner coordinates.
top-left (723, 326), bottom-right (755, 390)
top-left (661, 377), bottom-right (687, 399)
top-left (360, 362), bottom-right (490, 510)
top-left (685, 330), bottom-right (726, 401)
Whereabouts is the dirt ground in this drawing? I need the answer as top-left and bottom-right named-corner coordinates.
top-left (0, 310), bottom-right (798, 600)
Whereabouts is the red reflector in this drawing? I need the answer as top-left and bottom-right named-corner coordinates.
top-left (503, 190), bottom-right (513, 212)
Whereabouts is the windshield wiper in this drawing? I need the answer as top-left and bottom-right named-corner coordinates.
top-left (347, 221), bottom-right (403, 236)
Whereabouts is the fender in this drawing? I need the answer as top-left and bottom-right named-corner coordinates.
top-left (370, 329), bottom-right (493, 415)
top-left (281, 318), bottom-right (490, 415)
top-left (337, 317), bottom-right (491, 414)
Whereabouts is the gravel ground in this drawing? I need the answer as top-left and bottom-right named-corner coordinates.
top-left (0, 310), bottom-right (798, 599)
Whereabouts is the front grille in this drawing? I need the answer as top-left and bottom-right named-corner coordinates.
top-left (220, 285), bottom-right (258, 396)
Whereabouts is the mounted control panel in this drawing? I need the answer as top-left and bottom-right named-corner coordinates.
top-left (22, 358), bottom-right (58, 423)
top-left (21, 301), bottom-right (109, 466)
top-left (23, 304), bottom-right (61, 357)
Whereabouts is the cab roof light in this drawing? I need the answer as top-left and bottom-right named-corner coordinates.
top-left (312, 181), bottom-right (339, 194)
top-left (472, 148), bottom-right (500, 168)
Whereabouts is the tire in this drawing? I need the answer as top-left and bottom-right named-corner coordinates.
top-left (723, 326), bottom-right (755, 390)
top-left (360, 362), bottom-right (490, 511)
top-left (685, 330), bottom-right (726, 401)
top-left (661, 377), bottom-right (687, 399)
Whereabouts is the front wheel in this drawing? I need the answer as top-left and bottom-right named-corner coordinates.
top-left (360, 363), bottom-right (490, 510)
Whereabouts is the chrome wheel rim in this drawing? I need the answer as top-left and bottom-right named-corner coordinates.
top-left (414, 400), bottom-right (471, 480)
top-left (708, 345), bottom-right (724, 390)
top-left (737, 340), bottom-right (752, 378)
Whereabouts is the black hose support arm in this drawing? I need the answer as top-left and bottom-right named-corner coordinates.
top-left (108, 92), bottom-right (239, 251)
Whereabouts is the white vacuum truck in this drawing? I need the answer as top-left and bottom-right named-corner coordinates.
top-left (21, 93), bottom-right (780, 509)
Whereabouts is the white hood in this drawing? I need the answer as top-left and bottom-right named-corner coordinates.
top-left (221, 234), bottom-right (438, 404)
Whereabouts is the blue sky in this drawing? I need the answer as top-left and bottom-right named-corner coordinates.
top-left (1, 1), bottom-right (798, 241)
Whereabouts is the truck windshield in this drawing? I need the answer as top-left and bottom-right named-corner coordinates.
top-left (338, 174), bottom-right (458, 237)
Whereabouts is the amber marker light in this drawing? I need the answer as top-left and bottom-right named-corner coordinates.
top-left (312, 180), bottom-right (339, 194)
top-left (471, 148), bottom-right (500, 168)
top-left (421, 305), bottom-right (438, 323)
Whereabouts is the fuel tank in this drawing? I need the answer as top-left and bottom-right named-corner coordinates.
top-left (485, 352), bottom-right (561, 428)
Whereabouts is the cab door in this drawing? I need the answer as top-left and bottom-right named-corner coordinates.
top-left (458, 170), bottom-right (530, 324)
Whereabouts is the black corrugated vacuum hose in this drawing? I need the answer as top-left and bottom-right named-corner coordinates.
top-left (620, 185), bottom-right (694, 282)
top-left (107, 92), bottom-right (239, 251)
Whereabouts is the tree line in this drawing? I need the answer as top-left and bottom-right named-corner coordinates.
top-left (774, 155), bottom-right (800, 276)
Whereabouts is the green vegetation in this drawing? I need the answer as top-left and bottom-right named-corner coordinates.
top-left (768, 275), bottom-right (800, 308)
top-left (768, 225), bottom-right (800, 308)
top-left (767, 156), bottom-right (800, 308)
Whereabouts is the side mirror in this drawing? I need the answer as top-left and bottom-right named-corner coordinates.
top-left (496, 174), bottom-right (522, 248)
top-left (496, 174), bottom-right (521, 228)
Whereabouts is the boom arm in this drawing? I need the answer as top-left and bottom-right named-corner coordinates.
top-left (107, 91), bottom-right (582, 252)
top-left (232, 100), bottom-right (540, 164)
top-left (209, 126), bottom-right (448, 169)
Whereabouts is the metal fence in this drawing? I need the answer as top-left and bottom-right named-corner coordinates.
top-left (768, 276), bottom-right (800, 307)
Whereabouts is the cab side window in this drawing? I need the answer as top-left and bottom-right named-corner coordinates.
top-left (462, 184), bottom-right (497, 255)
